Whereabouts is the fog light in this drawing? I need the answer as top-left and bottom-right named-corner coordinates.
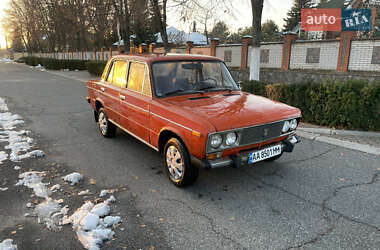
top-left (207, 152), bottom-right (222, 160)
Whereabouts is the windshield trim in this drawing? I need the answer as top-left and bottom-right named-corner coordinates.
top-left (150, 59), bottom-right (238, 98)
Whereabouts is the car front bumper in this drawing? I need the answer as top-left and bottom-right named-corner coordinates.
top-left (191, 134), bottom-right (301, 169)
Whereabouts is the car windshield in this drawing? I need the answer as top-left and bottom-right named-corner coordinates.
top-left (152, 61), bottom-right (238, 97)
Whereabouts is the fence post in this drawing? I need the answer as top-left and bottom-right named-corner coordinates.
top-left (241, 35), bottom-right (252, 69)
top-left (149, 43), bottom-right (155, 53)
top-left (210, 38), bottom-right (220, 57)
top-left (109, 48), bottom-right (113, 58)
top-left (281, 32), bottom-right (297, 70)
top-left (186, 41), bottom-right (194, 54)
top-left (101, 48), bottom-right (104, 61)
top-left (337, 31), bottom-right (353, 72)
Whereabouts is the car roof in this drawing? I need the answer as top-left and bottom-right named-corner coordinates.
top-left (112, 53), bottom-right (222, 64)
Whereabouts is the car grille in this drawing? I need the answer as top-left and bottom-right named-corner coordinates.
top-left (239, 121), bottom-right (284, 146)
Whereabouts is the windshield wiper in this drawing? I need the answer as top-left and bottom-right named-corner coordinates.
top-left (164, 89), bottom-right (204, 97)
top-left (198, 87), bottom-right (234, 92)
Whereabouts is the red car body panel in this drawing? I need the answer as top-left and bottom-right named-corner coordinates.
top-left (86, 54), bottom-right (301, 161)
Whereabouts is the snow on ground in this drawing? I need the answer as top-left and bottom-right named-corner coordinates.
top-left (63, 197), bottom-right (120, 250)
top-left (16, 172), bottom-right (51, 198)
top-left (0, 97), bottom-right (45, 165)
top-left (0, 151), bottom-right (7, 164)
top-left (13, 166), bottom-right (21, 170)
top-left (15, 172), bottom-right (65, 230)
top-left (63, 172), bottom-right (83, 185)
top-left (0, 98), bottom-right (8, 112)
top-left (0, 239), bottom-right (17, 250)
top-left (0, 187), bottom-right (8, 191)
top-left (78, 189), bottom-right (90, 196)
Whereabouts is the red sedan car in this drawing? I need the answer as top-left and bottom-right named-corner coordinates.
top-left (86, 54), bottom-right (301, 187)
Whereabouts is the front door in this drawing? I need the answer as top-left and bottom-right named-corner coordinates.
top-left (119, 61), bottom-right (152, 143)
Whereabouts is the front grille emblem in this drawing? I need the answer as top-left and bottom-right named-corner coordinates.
top-left (263, 128), bottom-right (269, 137)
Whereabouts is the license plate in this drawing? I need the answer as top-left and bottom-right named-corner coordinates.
top-left (248, 144), bottom-right (282, 164)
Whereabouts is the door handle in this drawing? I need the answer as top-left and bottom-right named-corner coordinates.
top-left (120, 95), bottom-right (126, 100)
top-left (100, 87), bottom-right (105, 92)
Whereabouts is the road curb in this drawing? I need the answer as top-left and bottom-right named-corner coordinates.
top-left (298, 127), bottom-right (380, 138)
top-left (298, 131), bottom-right (380, 156)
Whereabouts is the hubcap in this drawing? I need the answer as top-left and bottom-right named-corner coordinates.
top-left (99, 112), bottom-right (107, 134)
top-left (166, 145), bottom-right (184, 180)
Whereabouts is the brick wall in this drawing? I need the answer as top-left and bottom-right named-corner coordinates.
top-left (349, 40), bottom-right (380, 72)
top-left (290, 41), bottom-right (340, 70)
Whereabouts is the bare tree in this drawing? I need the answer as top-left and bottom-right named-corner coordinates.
top-left (150, 0), bottom-right (169, 52)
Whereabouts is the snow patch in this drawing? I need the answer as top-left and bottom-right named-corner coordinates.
top-left (0, 239), bottom-right (17, 250)
top-left (78, 189), bottom-right (90, 196)
top-left (0, 151), bottom-right (7, 164)
top-left (49, 184), bottom-right (61, 192)
top-left (63, 198), bottom-right (119, 250)
top-left (63, 172), bottom-right (83, 185)
top-left (91, 203), bottom-right (110, 217)
top-left (0, 98), bottom-right (8, 112)
top-left (0, 187), bottom-right (8, 191)
top-left (35, 198), bottom-right (63, 230)
top-left (16, 171), bottom-right (51, 198)
top-left (13, 166), bottom-right (21, 170)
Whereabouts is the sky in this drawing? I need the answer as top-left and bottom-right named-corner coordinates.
top-left (0, 0), bottom-right (9, 49)
top-left (0, 0), bottom-right (294, 49)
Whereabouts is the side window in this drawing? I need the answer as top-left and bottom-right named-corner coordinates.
top-left (127, 62), bottom-right (145, 92)
top-left (106, 61), bottom-right (115, 83)
top-left (142, 66), bottom-right (152, 96)
top-left (111, 61), bottom-right (128, 88)
top-left (101, 61), bottom-right (111, 81)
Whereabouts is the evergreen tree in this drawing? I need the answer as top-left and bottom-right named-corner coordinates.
top-left (209, 21), bottom-right (230, 43)
top-left (283, 0), bottom-right (315, 31)
top-left (262, 20), bottom-right (280, 42)
top-left (130, 0), bottom-right (157, 46)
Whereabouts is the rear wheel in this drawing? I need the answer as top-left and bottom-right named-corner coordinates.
top-left (97, 108), bottom-right (116, 138)
top-left (163, 138), bottom-right (199, 187)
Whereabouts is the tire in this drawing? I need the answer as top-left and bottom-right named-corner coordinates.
top-left (265, 153), bottom-right (283, 162)
top-left (163, 138), bottom-right (199, 187)
top-left (97, 108), bottom-right (116, 138)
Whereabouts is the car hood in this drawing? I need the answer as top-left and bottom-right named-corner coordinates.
top-left (161, 92), bottom-right (301, 132)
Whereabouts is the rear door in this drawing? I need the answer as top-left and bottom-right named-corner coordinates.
top-left (98, 60), bottom-right (121, 124)
top-left (119, 61), bottom-right (152, 143)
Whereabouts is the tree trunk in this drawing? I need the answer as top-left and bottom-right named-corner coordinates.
top-left (151, 0), bottom-right (169, 52)
top-left (124, 0), bottom-right (130, 52)
top-left (249, 0), bottom-right (264, 81)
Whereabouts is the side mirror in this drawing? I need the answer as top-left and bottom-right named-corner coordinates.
top-left (237, 81), bottom-right (242, 90)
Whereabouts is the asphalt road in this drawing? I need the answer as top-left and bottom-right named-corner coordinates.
top-left (0, 61), bottom-right (379, 250)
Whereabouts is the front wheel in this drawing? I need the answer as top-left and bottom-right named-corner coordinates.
top-left (163, 138), bottom-right (199, 187)
top-left (97, 108), bottom-right (116, 138)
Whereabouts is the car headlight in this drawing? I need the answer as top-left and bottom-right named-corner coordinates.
top-left (282, 121), bottom-right (290, 133)
top-left (225, 132), bottom-right (237, 146)
top-left (289, 119), bottom-right (298, 130)
top-left (210, 134), bottom-right (223, 148)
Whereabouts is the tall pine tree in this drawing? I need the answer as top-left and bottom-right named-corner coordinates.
top-left (283, 0), bottom-right (315, 31)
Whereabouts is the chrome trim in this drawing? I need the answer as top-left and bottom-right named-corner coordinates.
top-left (208, 158), bottom-right (233, 168)
top-left (121, 100), bottom-right (149, 113)
top-left (151, 112), bottom-right (193, 132)
top-left (108, 119), bottom-right (159, 151)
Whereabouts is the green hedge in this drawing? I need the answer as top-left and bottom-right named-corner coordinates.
top-left (21, 56), bottom-right (88, 70)
top-left (86, 61), bottom-right (107, 76)
top-left (242, 80), bottom-right (380, 131)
